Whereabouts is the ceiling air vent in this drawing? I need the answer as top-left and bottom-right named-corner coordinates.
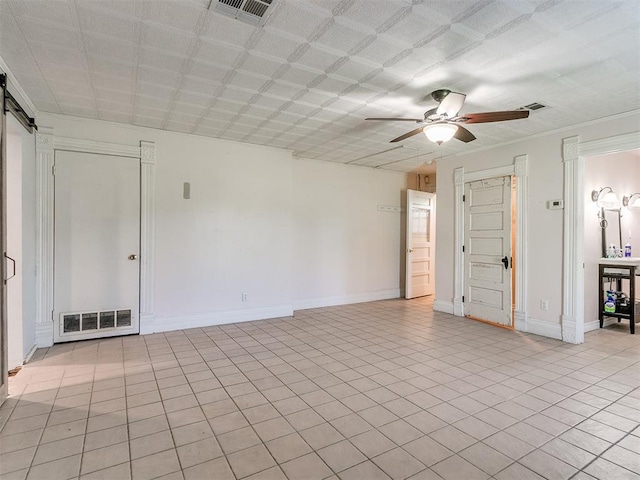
top-left (523, 102), bottom-right (546, 111)
top-left (211, 0), bottom-right (274, 26)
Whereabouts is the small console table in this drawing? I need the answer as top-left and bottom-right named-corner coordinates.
top-left (598, 257), bottom-right (639, 334)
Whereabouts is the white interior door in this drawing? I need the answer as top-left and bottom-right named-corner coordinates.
top-left (406, 189), bottom-right (435, 299)
top-left (54, 150), bottom-right (140, 342)
top-left (464, 176), bottom-right (512, 326)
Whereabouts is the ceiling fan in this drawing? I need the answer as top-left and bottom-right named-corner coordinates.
top-left (366, 89), bottom-right (529, 145)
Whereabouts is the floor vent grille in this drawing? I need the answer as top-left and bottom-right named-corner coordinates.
top-left (62, 309), bottom-right (132, 333)
top-left (211, 0), bottom-right (274, 26)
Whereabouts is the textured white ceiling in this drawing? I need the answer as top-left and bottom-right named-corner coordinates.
top-left (1, 0), bottom-right (639, 172)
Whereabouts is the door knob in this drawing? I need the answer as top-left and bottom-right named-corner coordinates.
top-left (501, 256), bottom-right (509, 269)
top-left (128, 254), bottom-right (138, 260)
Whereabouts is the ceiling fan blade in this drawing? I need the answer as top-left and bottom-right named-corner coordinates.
top-left (456, 110), bottom-right (529, 124)
top-left (390, 126), bottom-right (425, 143)
top-left (436, 92), bottom-right (466, 117)
top-left (366, 117), bottom-right (422, 122)
top-left (454, 126), bottom-right (476, 143)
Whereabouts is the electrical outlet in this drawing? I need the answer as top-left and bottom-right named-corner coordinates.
top-left (242, 292), bottom-right (248, 302)
top-left (540, 299), bottom-right (549, 311)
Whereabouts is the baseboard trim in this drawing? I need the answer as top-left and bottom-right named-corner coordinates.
top-left (36, 322), bottom-right (54, 348)
top-left (23, 344), bottom-right (38, 364)
top-left (526, 317), bottom-right (563, 340)
top-left (514, 310), bottom-right (528, 332)
top-left (140, 304), bottom-right (294, 335)
top-left (433, 299), bottom-right (454, 314)
top-left (585, 318), bottom-right (618, 332)
top-left (293, 289), bottom-right (400, 311)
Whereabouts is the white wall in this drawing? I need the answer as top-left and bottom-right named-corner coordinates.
top-left (584, 151), bottom-right (640, 328)
top-left (36, 113), bottom-right (408, 336)
top-left (292, 158), bottom-right (408, 309)
top-left (435, 112), bottom-right (640, 337)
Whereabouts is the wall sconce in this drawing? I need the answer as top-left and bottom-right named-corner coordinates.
top-left (623, 193), bottom-right (640, 209)
top-left (591, 187), bottom-right (620, 210)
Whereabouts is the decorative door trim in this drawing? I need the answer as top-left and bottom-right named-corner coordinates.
top-left (35, 132), bottom-right (156, 346)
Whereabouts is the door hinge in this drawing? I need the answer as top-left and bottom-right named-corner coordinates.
top-left (52, 165), bottom-right (56, 176)
top-left (462, 296), bottom-right (465, 302)
top-left (462, 245), bottom-right (465, 252)
top-left (462, 194), bottom-right (465, 202)
top-left (51, 311), bottom-right (55, 321)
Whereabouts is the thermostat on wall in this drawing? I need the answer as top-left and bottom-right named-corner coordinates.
top-left (547, 199), bottom-right (563, 209)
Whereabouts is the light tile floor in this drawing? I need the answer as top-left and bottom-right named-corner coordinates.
top-left (1, 297), bottom-right (639, 480)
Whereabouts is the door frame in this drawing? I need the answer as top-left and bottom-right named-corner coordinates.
top-left (561, 131), bottom-right (640, 344)
top-left (451, 155), bottom-right (528, 332)
top-left (34, 131), bottom-right (156, 347)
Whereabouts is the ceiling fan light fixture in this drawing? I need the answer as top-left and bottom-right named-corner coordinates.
top-left (423, 123), bottom-right (458, 144)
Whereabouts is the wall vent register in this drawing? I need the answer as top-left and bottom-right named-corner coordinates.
top-left (62, 309), bottom-right (132, 334)
top-left (211, 0), bottom-right (274, 25)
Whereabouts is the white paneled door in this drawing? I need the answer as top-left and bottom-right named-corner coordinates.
top-left (406, 190), bottom-right (435, 299)
top-left (464, 177), bottom-right (512, 326)
top-left (54, 151), bottom-right (140, 343)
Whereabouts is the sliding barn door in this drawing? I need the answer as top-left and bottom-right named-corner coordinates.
top-left (0, 82), bottom-right (7, 405)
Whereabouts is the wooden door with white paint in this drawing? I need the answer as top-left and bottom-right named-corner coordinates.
top-left (54, 150), bottom-right (140, 342)
top-left (464, 177), bottom-right (512, 326)
top-left (406, 190), bottom-right (435, 299)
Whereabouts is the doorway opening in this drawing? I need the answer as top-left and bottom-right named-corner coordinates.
top-left (405, 189), bottom-right (435, 299)
top-left (447, 155), bottom-right (528, 334)
top-left (583, 149), bottom-right (640, 335)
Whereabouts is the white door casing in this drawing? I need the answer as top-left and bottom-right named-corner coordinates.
top-left (464, 177), bottom-right (512, 326)
top-left (34, 134), bottom-right (156, 347)
top-left (406, 190), bottom-right (436, 299)
top-left (445, 156), bottom-right (527, 332)
top-left (53, 151), bottom-right (140, 342)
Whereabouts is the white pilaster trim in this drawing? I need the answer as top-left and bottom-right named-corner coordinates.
top-left (140, 141), bottom-right (156, 327)
top-left (514, 155), bottom-right (528, 332)
top-left (453, 167), bottom-right (465, 316)
top-left (35, 129), bottom-right (54, 347)
top-left (453, 158), bottom-right (528, 332)
top-left (561, 136), bottom-right (582, 344)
